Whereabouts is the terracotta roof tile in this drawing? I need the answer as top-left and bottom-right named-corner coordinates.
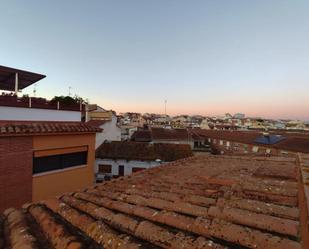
top-left (96, 141), bottom-right (193, 161)
top-left (1, 154), bottom-right (308, 248)
top-left (191, 129), bottom-right (309, 153)
top-left (0, 121), bottom-right (101, 136)
top-left (132, 128), bottom-right (190, 142)
top-left (86, 120), bottom-right (109, 128)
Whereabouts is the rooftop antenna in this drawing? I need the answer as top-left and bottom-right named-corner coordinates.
top-left (164, 100), bottom-right (167, 127)
top-left (68, 86), bottom-right (72, 96)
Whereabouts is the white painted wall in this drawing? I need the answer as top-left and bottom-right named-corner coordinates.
top-left (95, 158), bottom-right (162, 176)
top-left (0, 106), bottom-right (81, 121)
top-left (95, 114), bottom-right (122, 148)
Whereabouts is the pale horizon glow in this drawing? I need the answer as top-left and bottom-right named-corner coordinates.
top-left (0, 1), bottom-right (308, 120)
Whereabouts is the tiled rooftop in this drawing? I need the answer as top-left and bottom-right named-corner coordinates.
top-left (132, 128), bottom-right (190, 142)
top-left (1, 155), bottom-right (308, 249)
top-left (96, 141), bottom-right (193, 161)
top-left (0, 121), bottom-right (102, 136)
top-left (191, 129), bottom-right (309, 153)
top-left (87, 120), bottom-right (109, 128)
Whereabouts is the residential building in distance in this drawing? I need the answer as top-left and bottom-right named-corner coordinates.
top-left (87, 110), bottom-right (121, 148)
top-left (95, 141), bottom-right (192, 181)
top-left (190, 129), bottom-right (309, 156)
top-left (0, 121), bottom-right (100, 212)
top-left (86, 104), bottom-right (114, 121)
top-left (1, 154), bottom-right (308, 249)
top-left (0, 65), bottom-right (84, 122)
top-left (132, 127), bottom-right (194, 147)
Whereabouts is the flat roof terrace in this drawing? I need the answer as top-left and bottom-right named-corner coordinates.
top-left (0, 155), bottom-right (308, 248)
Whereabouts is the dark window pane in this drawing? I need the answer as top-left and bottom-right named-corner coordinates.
top-left (33, 155), bottom-right (61, 174)
top-left (62, 152), bottom-right (87, 168)
top-left (99, 164), bottom-right (112, 173)
top-left (33, 151), bottom-right (88, 175)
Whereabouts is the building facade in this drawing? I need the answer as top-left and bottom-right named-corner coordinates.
top-left (95, 141), bottom-right (193, 181)
top-left (0, 121), bottom-right (100, 212)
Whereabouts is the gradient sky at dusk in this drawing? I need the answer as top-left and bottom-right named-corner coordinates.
top-left (0, 0), bottom-right (308, 120)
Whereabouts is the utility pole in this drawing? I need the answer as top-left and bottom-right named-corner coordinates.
top-left (164, 100), bottom-right (167, 127)
top-left (68, 86), bottom-right (72, 96)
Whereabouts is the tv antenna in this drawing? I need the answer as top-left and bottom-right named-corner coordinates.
top-left (164, 100), bottom-right (168, 127)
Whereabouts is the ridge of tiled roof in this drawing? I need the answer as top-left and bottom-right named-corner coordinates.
top-left (1, 154), bottom-right (308, 249)
top-left (0, 120), bottom-right (102, 136)
top-left (96, 141), bottom-right (193, 161)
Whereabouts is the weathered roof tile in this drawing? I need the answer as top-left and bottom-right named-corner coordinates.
top-left (1, 154), bottom-right (308, 248)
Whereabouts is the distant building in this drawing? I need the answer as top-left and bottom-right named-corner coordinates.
top-left (132, 127), bottom-right (194, 147)
top-left (86, 105), bottom-right (114, 121)
top-left (200, 119), bottom-right (211, 129)
top-left (95, 141), bottom-right (192, 181)
top-left (233, 113), bottom-right (245, 119)
top-left (87, 112), bottom-right (121, 148)
top-left (190, 129), bottom-right (309, 156)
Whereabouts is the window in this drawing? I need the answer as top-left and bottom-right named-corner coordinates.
top-left (226, 141), bottom-right (230, 147)
top-left (33, 151), bottom-right (87, 174)
top-left (118, 165), bottom-right (124, 176)
top-left (98, 164), bottom-right (112, 174)
top-left (132, 167), bottom-right (146, 173)
top-left (220, 140), bottom-right (223, 145)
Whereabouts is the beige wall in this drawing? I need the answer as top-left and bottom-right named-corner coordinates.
top-left (32, 133), bottom-right (95, 202)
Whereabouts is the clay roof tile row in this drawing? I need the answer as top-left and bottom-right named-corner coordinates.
top-left (0, 121), bottom-right (102, 136)
top-left (0, 154), bottom-right (308, 249)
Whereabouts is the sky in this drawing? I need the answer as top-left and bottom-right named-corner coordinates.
top-left (0, 0), bottom-right (308, 120)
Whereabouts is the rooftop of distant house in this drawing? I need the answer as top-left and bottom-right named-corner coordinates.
top-left (1, 154), bottom-right (308, 248)
top-left (132, 127), bottom-right (190, 142)
top-left (96, 141), bottom-right (193, 161)
top-left (191, 129), bottom-right (309, 153)
top-left (0, 120), bottom-right (102, 136)
top-left (0, 65), bottom-right (45, 91)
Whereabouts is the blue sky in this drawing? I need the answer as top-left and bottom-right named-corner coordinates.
top-left (0, 0), bottom-right (308, 120)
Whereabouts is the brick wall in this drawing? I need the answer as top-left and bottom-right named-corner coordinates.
top-left (0, 136), bottom-right (33, 212)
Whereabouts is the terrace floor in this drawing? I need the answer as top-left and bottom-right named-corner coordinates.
top-left (1, 154), bottom-right (308, 249)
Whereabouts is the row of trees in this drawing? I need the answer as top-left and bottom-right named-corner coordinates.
top-left (50, 95), bottom-right (88, 105)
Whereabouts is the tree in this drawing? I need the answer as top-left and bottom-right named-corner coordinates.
top-left (51, 95), bottom-right (88, 105)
